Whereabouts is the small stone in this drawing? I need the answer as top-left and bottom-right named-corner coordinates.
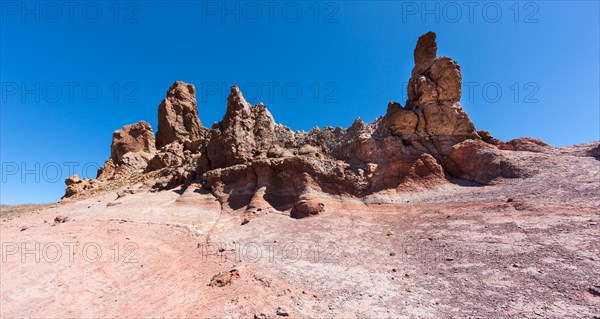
top-left (54, 215), bottom-right (70, 224)
top-left (588, 285), bottom-right (600, 296)
top-left (276, 306), bottom-right (289, 316)
top-left (208, 269), bottom-right (240, 287)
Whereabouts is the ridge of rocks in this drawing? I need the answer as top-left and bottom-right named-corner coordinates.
top-left (63, 32), bottom-right (569, 219)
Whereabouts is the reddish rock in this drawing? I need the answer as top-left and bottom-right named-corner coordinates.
top-left (96, 121), bottom-right (156, 181)
top-left (209, 269), bottom-right (240, 287)
top-left (412, 31), bottom-right (437, 75)
top-left (291, 199), bottom-right (325, 219)
top-left (445, 139), bottom-right (506, 184)
top-left (63, 174), bottom-right (93, 198)
top-left (156, 81), bottom-right (208, 150)
top-left (64, 32), bottom-right (534, 205)
top-left (498, 138), bottom-right (550, 152)
top-left (110, 121), bottom-right (156, 164)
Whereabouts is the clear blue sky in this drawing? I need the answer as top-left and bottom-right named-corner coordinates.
top-left (1, 1), bottom-right (599, 204)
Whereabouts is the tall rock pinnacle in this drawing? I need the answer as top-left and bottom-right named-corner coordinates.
top-left (156, 81), bottom-right (207, 150)
top-left (412, 31), bottom-right (437, 75)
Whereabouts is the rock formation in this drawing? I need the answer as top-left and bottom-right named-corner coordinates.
top-left (63, 174), bottom-right (93, 198)
top-left (156, 81), bottom-right (208, 150)
top-left (64, 32), bottom-right (556, 219)
top-left (97, 121), bottom-right (156, 180)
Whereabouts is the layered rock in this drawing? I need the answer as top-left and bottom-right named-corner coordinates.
top-left (64, 32), bottom-right (545, 217)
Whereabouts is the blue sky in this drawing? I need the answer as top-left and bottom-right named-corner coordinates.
top-left (1, 1), bottom-right (599, 204)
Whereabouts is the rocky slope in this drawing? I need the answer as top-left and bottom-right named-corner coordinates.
top-left (3, 140), bottom-right (599, 318)
top-left (63, 32), bottom-right (546, 220)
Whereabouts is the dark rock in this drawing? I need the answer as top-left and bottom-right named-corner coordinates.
top-left (208, 269), bottom-right (240, 287)
top-left (54, 216), bottom-right (70, 224)
top-left (291, 199), bottom-right (325, 219)
top-left (276, 307), bottom-right (289, 317)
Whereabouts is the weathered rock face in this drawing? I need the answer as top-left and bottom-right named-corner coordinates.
top-left (63, 174), bottom-right (93, 198)
top-left (64, 32), bottom-right (541, 217)
top-left (206, 86), bottom-right (294, 169)
top-left (97, 121), bottom-right (157, 180)
top-left (111, 121), bottom-right (156, 163)
top-left (156, 81), bottom-right (208, 150)
top-left (498, 138), bottom-right (550, 152)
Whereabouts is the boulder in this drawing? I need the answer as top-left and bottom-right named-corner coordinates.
top-left (291, 199), bottom-right (325, 219)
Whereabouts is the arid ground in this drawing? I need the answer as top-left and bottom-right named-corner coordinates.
top-left (2, 142), bottom-right (598, 318)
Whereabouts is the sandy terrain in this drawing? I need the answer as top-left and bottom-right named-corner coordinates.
top-left (1, 144), bottom-right (599, 318)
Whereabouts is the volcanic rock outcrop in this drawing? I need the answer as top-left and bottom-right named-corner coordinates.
top-left (96, 121), bottom-right (156, 181)
top-left (156, 81), bottom-right (208, 150)
top-left (63, 174), bottom-right (94, 198)
top-left (64, 32), bottom-right (540, 218)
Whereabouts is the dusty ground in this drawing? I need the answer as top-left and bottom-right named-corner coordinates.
top-left (1, 143), bottom-right (599, 318)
